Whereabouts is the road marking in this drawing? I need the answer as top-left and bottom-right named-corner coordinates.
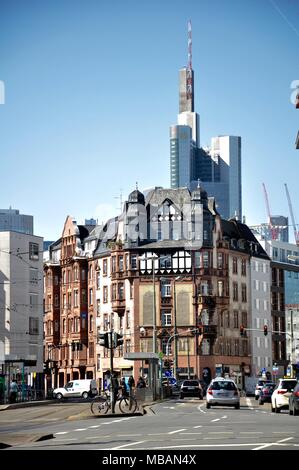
top-left (272, 431), bottom-right (296, 434)
top-left (193, 425), bottom-right (202, 428)
top-left (253, 437), bottom-right (294, 450)
top-left (89, 425), bottom-right (101, 428)
top-left (101, 440), bottom-right (146, 450)
top-left (74, 428), bottom-right (87, 431)
top-left (148, 433), bottom-right (169, 436)
top-left (168, 428), bottom-right (187, 434)
top-left (208, 432), bottom-right (234, 435)
top-left (240, 432), bottom-right (263, 435)
top-left (222, 415), bottom-right (228, 419)
top-left (211, 418), bottom-right (221, 422)
top-left (55, 432), bottom-right (69, 435)
top-left (116, 434), bottom-right (141, 437)
top-left (197, 405), bottom-right (206, 414)
top-left (85, 435), bottom-right (111, 439)
top-left (180, 432), bottom-right (202, 435)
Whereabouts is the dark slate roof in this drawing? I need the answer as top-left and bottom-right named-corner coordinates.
top-left (93, 217), bottom-right (119, 256)
top-left (84, 224), bottom-right (104, 242)
top-left (221, 218), bottom-right (270, 259)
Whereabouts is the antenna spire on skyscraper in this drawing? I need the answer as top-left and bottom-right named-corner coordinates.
top-left (188, 20), bottom-right (192, 70)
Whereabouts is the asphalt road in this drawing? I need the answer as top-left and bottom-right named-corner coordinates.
top-left (1, 397), bottom-right (299, 450)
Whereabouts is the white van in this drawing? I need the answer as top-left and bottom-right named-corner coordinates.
top-left (53, 379), bottom-right (98, 400)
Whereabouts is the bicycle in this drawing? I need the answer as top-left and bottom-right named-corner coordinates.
top-left (91, 390), bottom-right (138, 415)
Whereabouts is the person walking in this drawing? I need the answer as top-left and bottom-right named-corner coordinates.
top-left (111, 373), bottom-right (119, 413)
top-left (120, 377), bottom-right (128, 397)
top-left (9, 379), bottom-right (18, 403)
top-left (137, 376), bottom-right (146, 388)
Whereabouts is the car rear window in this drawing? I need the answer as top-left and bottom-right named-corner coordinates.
top-left (211, 381), bottom-right (237, 391)
top-left (281, 380), bottom-right (297, 391)
top-left (183, 381), bottom-right (199, 387)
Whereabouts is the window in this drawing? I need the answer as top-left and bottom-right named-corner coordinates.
top-left (241, 284), bottom-right (247, 303)
top-left (119, 256), bottom-right (124, 272)
top-left (241, 259), bottom-right (246, 276)
top-left (89, 342), bottom-right (94, 358)
top-left (81, 270), bottom-right (86, 281)
top-left (241, 312), bottom-right (247, 328)
top-left (233, 282), bottom-right (238, 301)
top-left (195, 252), bottom-right (201, 268)
top-left (54, 275), bottom-right (59, 286)
top-left (218, 280), bottom-right (224, 297)
top-left (54, 294), bottom-right (59, 307)
top-left (89, 265), bottom-right (93, 280)
top-left (30, 268), bottom-right (38, 284)
top-left (203, 252), bottom-right (209, 268)
top-left (112, 284), bottom-right (117, 301)
top-left (119, 283), bottom-right (124, 300)
top-left (162, 337), bottom-right (171, 355)
top-left (96, 300), bottom-right (100, 316)
top-left (217, 253), bottom-right (223, 269)
top-left (103, 259), bottom-right (108, 275)
top-left (62, 270), bottom-right (66, 285)
top-left (161, 310), bottom-right (172, 326)
top-left (103, 314), bottom-right (108, 331)
top-left (30, 293), bottom-right (38, 310)
top-left (96, 272), bottom-right (101, 289)
top-left (29, 242), bottom-right (39, 260)
top-left (234, 311), bottom-right (239, 328)
top-left (82, 289), bottom-right (87, 305)
top-left (74, 266), bottom-right (79, 281)
top-left (90, 315), bottom-right (94, 332)
top-left (89, 288), bottom-right (93, 305)
top-left (74, 317), bottom-right (79, 333)
top-left (63, 319), bottom-right (66, 334)
top-left (103, 286), bottom-right (108, 303)
top-left (233, 257), bottom-right (238, 274)
top-left (130, 282), bottom-right (133, 299)
top-left (161, 279), bottom-right (171, 297)
top-left (111, 256), bottom-right (116, 273)
top-left (131, 255), bottom-right (137, 270)
top-left (67, 292), bottom-right (72, 308)
top-left (29, 317), bottom-right (39, 335)
top-left (74, 289), bottom-right (79, 307)
top-left (225, 311), bottom-right (230, 328)
top-left (159, 255), bottom-right (172, 269)
top-left (125, 340), bottom-right (131, 353)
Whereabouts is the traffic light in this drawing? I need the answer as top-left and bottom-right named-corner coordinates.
top-left (97, 331), bottom-right (109, 348)
top-left (240, 325), bottom-right (245, 337)
top-left (264, 325), bottom-right (268, 336)
top-left (114, 332), bottom-right (124, 348)
top-left (164, 360), bottom-right (170, 369)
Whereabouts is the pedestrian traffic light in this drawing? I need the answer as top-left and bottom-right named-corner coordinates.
top-left (97, 331), bottom-right (109, 348)
top-left (114, 332), bottom-right (124, 348)
top-left (264, 325), bottom-right (268, 336)
top-left (240, 325), bottom-right (245, 336)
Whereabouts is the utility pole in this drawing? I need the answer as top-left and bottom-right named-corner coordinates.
top-left (109, 330), bottom-right (115, 414)
top-left (173, 281), bottom-right (178, 382)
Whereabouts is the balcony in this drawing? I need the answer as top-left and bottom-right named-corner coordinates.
top-left (111, 271), bottom-right (125, 280)
top-left (198, 295), bottom-right (216, 307)
top-left (161, 297), bottom-right (172, 306)
top-left (203, 325), bottom-right (217, 336)
top-left (112, 299), bottom-right (126, 313)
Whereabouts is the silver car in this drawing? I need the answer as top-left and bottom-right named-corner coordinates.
top-left (206, 378), bottom-right (240, 409)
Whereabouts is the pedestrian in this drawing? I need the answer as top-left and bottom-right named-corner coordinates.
top-left (128, 375), bottom-right (135, 392)
top-left (137, 376), bottom-right (146, 389)
top-left (9, 379), bottom-right (18, 403)
top-left (120, 377), bottom-right (128, 397)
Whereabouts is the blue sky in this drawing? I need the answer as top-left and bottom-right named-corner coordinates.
top-left (0, 0), bottom-right (298, 241)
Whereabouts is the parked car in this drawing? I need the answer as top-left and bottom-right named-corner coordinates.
top-left (53, 379), bottom-right (98, 400)
top-left (271, 378), bottom-right (297, 413)
top-left (255, 379), bottom-right (273, 400)
top-left (288, 381), bottom-right (299, 416)
top-left (206, 377), bottom-right (240, 409)
top-left (180, 380), bottom-right (203, 399)
top-left (259, 382), bottom-right (275, 405)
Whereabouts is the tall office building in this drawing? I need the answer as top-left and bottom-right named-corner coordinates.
top-left (0, 208), bottom-right (33, 235)
top-left (170, 23), bottom-right (242, 220)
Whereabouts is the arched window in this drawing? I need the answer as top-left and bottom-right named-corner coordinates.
top-left (63, 319), bottom-right (66, 334)
top-left (90, 315), bottom-right (94, 332)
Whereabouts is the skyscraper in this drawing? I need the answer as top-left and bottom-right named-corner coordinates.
top-left (170, 23), bottom-right (242, 220)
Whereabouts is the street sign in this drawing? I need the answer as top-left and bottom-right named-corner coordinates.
top-left (164, 370), bottom-right (172, 378)
top-left (168, 377), bottom-right (177, 386)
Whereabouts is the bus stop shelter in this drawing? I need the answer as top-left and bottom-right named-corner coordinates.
top-left (123, 352), bottom-right (160, 401)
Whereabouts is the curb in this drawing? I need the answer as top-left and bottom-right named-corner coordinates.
top-left (0, 400), bottom-right (55, 411)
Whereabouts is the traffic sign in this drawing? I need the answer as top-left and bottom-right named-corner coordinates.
top-left (164, 370), bottom-right (172, 378)
top-left (168, 377), bottom-right (177, 385)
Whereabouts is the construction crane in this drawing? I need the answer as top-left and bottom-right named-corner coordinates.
top-left (284, 183), bottom-right (299, 246)
top-left (262, 183), bottom-right (278, 240)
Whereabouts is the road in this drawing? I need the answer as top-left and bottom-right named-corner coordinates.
top-left (1, 397), bottom-right (298, 450)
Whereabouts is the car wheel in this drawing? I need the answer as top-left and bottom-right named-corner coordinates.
top-left (289, 405), bottom-right (293, 415)
top-left (235, 403), bottom-right (240, 410)
top-left (82, 391), bottom-right (89, 399)
top-left (56, 393), bottom-right (63, 400)
top-left (206, 403), bottom-right (211, 409)
top-left (271, 403), bottom-right (275, 412)
top-left (180, 394), bottom-right (184, 399)
top-left (275, 401), bottom-right (281, 413)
